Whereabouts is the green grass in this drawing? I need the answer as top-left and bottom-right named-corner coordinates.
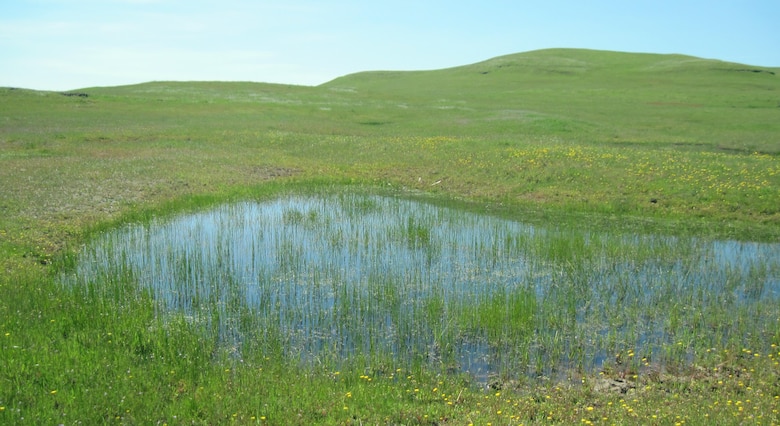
top-left (1, 48), bottom-right (779, 423)
top-left (70, 192), bottom-right (777, 384)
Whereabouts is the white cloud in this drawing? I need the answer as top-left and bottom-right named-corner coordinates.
top-left (0, 0), bottom-right (353, 90)
top-left (3, 0), bottom-right (778, 90)
top-left (1, 43), bottom-right (334, 90)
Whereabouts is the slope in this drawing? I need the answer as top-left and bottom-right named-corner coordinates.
top-left (321, 48), bottom-right (780, 153)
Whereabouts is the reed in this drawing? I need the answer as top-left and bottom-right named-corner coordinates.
top-left (61, 191), bottom-right (780, 387)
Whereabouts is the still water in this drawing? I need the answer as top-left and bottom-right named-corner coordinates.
top-left (62, 193), bottom-right (780, 380)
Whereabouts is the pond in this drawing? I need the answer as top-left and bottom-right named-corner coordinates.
top-left (61, 192), bottom-right (780, 382)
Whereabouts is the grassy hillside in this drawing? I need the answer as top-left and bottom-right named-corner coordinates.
top-left (323, 48), bottom-right (780, 153)
top-left (1, 48), bottom-right (779, 424)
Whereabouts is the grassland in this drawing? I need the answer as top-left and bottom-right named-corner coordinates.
top-left (1, 48), bottom-right (779, 424)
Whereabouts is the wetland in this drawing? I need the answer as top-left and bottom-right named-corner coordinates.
top-left (62, 192), bottom-right (780, 383)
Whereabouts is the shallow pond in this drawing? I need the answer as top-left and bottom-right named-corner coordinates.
top-left (62, 192), bottom-right (780, 381)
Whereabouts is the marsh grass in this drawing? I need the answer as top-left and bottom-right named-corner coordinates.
top-left (61, 193), bottom-right (780, 390)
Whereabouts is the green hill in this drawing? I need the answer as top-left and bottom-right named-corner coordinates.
top-left (320, 48), bottom-right (779, 153)
top-left (72, 48), bottom-right (780, 154)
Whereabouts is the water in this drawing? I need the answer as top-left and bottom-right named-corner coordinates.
top-left (61, 192), bottom-right (780, 380)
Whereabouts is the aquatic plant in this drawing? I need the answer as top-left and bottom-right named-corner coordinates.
top-left (61, 193), bottom-right (780, 383)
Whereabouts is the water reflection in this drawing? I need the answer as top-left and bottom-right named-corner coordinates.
top-left (62, 193), bottom-right (780, 380)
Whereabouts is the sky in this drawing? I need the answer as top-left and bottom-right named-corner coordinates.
top-left (1, 0), bottom-right (778, 91)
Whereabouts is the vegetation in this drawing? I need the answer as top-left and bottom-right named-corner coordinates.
top-left (1, 48), bottom-right (779, 423)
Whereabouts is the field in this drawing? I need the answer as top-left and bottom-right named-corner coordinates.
top-left (1, 48), bottom-right (779, 424)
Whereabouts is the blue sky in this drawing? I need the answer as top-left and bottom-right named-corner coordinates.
top-left (1, 0), bottom-right (778, 91)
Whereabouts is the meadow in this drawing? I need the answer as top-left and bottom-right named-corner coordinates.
top-left (1, 48), bottom-right (779, 424)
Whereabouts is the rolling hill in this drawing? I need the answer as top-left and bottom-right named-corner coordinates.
top-left (53, 48), bottom-right (779, 155)
top-left (319, 48), bottom-right (780, 153)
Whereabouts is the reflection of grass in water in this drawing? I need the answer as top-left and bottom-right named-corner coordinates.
top-left (63, 192), bottom-right (780, 383)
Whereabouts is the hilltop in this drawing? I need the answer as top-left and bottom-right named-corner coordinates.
top-left (323, 48), bottom-right (779, 92)
top-left (327, 48), bottom-right (778, 83)
top-left (319, 48), bottom-right (779, 153)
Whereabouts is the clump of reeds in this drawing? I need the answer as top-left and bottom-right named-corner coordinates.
top-left (62, 192), bottom-right (780, 382)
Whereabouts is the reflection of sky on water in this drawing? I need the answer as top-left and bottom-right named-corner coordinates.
top-left (63, 193), bottom-right (780, 380)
